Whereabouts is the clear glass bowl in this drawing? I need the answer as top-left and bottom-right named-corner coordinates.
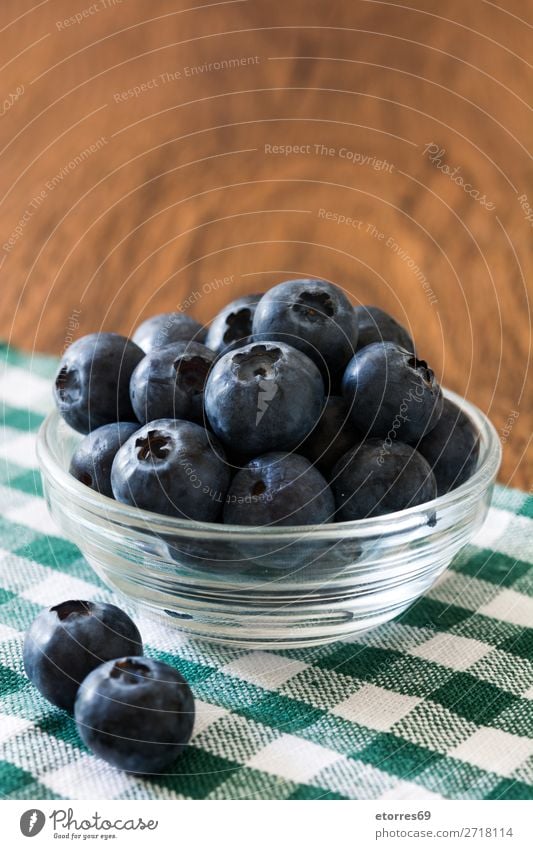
top-left (36, 390), bottom-right (501, 649)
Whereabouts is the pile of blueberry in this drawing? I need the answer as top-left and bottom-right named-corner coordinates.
top-left (55, 279), bottom-right (480, 525)
top-left (24, 600), bottom-right (194, 773)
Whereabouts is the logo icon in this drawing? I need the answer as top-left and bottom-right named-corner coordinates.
top-left (20, 809), bottom-right (45, 837)
top-left (256, 379), bottom-right (278, 425)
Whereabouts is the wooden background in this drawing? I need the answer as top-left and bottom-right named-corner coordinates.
top-left (0, 0), bottom-right (531, 487)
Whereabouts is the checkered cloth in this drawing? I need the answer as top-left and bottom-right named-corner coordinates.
top-left (0, 343), bottom-right (532, 801)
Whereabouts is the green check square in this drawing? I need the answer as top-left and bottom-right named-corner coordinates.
top-left (485, 778), bottom-right (533, 800)
top-left (430, 673), bottom-right (518, 724)
top-left (357, 733), bottom-right (443, 779)
top-left (146, 747), bottom-right (240, 798)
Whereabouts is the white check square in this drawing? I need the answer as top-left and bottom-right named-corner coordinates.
top-left (480, 589), bottom-right (533, 629)
top-left (451, 727), bottom-right (533, 776)
top-left (247, 735), bottom-right (341, 783)
top-left (331, 684), bottom-right (421, 731)
top-left (222, 652), bottom-right (307, 690)
top-left (22, 572), bottom-right (100, 607)
top-left (411, 633), bottom-right (491, 671)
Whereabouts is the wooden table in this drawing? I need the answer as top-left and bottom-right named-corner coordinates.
top-left (1, 0), bottom-right (531, 487)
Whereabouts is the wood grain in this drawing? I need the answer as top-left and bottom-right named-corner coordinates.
top-left (0, 0), bottom-right (531, 487)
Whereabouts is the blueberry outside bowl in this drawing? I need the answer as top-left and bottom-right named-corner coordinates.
top-left (36, 390), bottom-right (501, 649)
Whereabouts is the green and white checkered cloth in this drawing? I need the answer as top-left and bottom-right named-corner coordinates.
top-left (0, 343), bottom-right (532, 801)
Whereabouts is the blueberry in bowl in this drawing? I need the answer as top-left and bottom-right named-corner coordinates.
top-left (130, 341), bottom-right (215, 424)
top-left (204, 340), bottom-right (325, 456)
top-left (205, 294), bottom-right (262, 355)
top-left (132, 312), bottom-right (206, 352)
top-left (354, 305), bottom-right (414, 353)
top-left (111, 419), bottom-right (231, 521)
top-left (414, 396), bottom-right (481, 495)
top-left (224, 452), bottom-right (335, 526)
top-left (69, 421), bottom-right (139, 497)
top-left (342, 341), bottom-right (443, 443)
top-left (300, 395), bottom-right (362, 476)
top-left (53, 333), bottom-right (144, 434)
top-left (252, 278), bottom-right (358, 382)
top-left (331, 439), bottom-right (437, 521)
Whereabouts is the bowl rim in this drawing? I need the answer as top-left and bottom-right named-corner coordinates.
top-left (37, 388), bottom-right (502, 541)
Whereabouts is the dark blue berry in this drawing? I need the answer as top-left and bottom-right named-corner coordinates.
top-left (74, 657), bottom-right (194, 774)
top-left (342, 342), bottom-right (443, 443)
top-left (332, 439), bottom-right (437, 520)
top-left (129, 341), bottom-right (215, 425)
top-left (132, 312), bottom-right (206, 352)
top-left (224, 452), bottom-right (335, 526)
top-left (252, 279), bottom-right (358, 381)
top-left (205, 294), bottom-right (262, 355)
top-left (204, 341), bottom-right (324, 456)
top-left (23, 600), bottom-right (142, 713)
top-left (111, 419), bottom-right (230, 521)
top-left (69, 422), bottom-right (139, 497)
top-left (54, 333), bottom-right (144, 434)
top-left (354, 305), bottom-right (414, 353)
top-left (415, 397), bottom-right (480, 495)
top-left (300, 395), bottom-right (361, 475)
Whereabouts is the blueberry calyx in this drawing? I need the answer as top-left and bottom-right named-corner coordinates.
top-left (407, 355), bottom-right (435, 386)
top-left (292, 290), bottom-right (335, 321)
top-left (51, 600), bottom-right (92, 620)
top-left (55, 366), bottom-right (81, 404)
top-left (109, 658), bottom-right (150, 683)
top-left (174, 355), bottom-right (210, 395)
top-left (223, 307), bottom-right (252, 345)
top-left (251, 479), bottom-right (266, 496)
top-left (135, 431), bottom-right (171, 461)
top-left (233, 345), bottom-right (281, 380)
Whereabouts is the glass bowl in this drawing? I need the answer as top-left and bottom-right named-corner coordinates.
top-left (36, 390), bottom-right (501, 649)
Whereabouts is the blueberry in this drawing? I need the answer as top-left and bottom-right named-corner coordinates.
top-left (224, 452), bottom-right (335, 526)
top-left (205, 294), bottom-right (263, 355)
top-left (415, 397), bottom-right (480, 495)
top-left (132, 312), bottom-right (207, 353)
top-left (204, 341), bottom-right (324, 456)
top-left (354, 305), bottom-right (414, 353)
top-left (111, 418), bottom-right (230, 521)
top-left (74, 657), bottom-right (194, 774)
top-left (342, 342), bottom-right (443, 443)
top-left (252, 279), bottom-right (358, 381)
top-left (54, 333), bottom-right (144, 434)
top-left (23, 600), bottom-right (142, 713)
top-left (69, 422), bottom-right (139, 497)
top-left (332, 439), bottom-right (437, 520)
top-left (129, 341), bottom-right (215, 425)
top-left (300, 395), bottom-right (361, 476)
